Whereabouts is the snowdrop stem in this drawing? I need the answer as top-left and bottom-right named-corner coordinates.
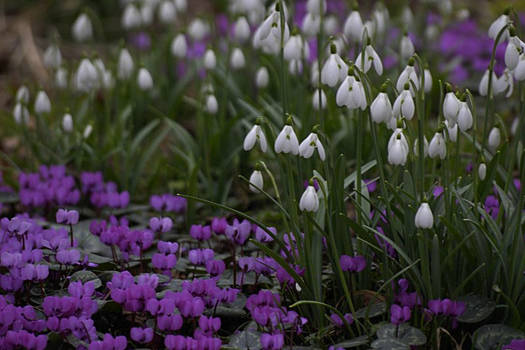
top-left (465, 89), bottom-right (480, 206)
top-left (278, 0), bottom-right (288, 116)
top-left (355, 110), bottom-right (364, 223)
top-left (316, 5), bottom-right (325, 129)
top-left (414, 54), bottom-right (426, 200)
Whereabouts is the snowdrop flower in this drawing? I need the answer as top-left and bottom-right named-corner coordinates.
top-left (336, 71), bottom-right (366, 110)
top-left (457, 101), bottom-right (473, 131)
top-left (324, 15), bottom-right (338, 35)
top-left (253, 7), bottom-right (289, 54)
top-left (488, 127), bottom-right (501, 151)
top-left (401, 6), bottom-right (414, 30)
top-left (249, 170), bottom-right (263, 193)
top-left (174, 0), bottom-right (187, 12)
top-left (72, 13), bottom-right (93, 42)
top-left (203, 50), bottom-right (216, 70)
top-left (321, 46), bottom-right (347, 87)
top-left (55, 67), bottom-right (68, 88)
top-left (299, 132), bottom-right (326, 160)
top-left (158, 0), bottom-right (176, 24)
top-left (34, 90), bottom-right (51, 115)
top-left (118, 48), bottom-right (134, 80)
top-left (76, 58), bottom-right (98, 92)
top-left (234, 17), bottom-right (251, 43)
top-left (355, 43), bottom-right (383, 75)
top-left (478, 163), bottom-right (487, 180)
top-left (387, 128), bottom-right (409, 166)
top-left (443, 91), bottom-right (460, 126)
top-left (289, 60), bottom-right (303, 75)
top-left (188, 18), bottom-right (209, 41)
top-left (83, 124), bottom-right (93, 139)
top-left (479, 69), bottom-right (500, 96)
top-left (43, 44), bottom-right (62, 69)
top-left (122, 3), bottom-right (142, 29)
top-left (424, 69), bottom-right (432, 93)
top-left (62, 113), bottom-right (73, 132)
top-left (498, 68), bottom-right (514, 97)
top-left (343, 9), bottom-right (364, 42)
top-left (445, 120), bottom-right (458, 142)
top-left (243, 123), bottom-right (267, 152)
top-left (312, 89), bottom-right (327, 110)
top-left (15, 85), bottom-right (30, 103)
top-left (137, 67), bottom-right (153, 90)
top-left (514, 54), bottom-right (525, 81)
top-left (284, 34), bottom-right (309, 61)
top-left (373, 5), bottom-right (388, 36)
top-left (307, 0), bottom-right (326, 15)
top-left (428, 132), bottom-right (446, 159)
top-left (511, 117), bottom-right (519, 136)
top-left (393, 86), bottom-right (415, 120)
top-left (299, 185), bottom-right (319, 212)
top-left (275, 124), bottom-right (299, 155)
top-left (13, 103), bottom-right (29, 125)
top-left (205, 95), bottom-right (218, 114)
top-left (370, 91), bottom-right (392, 124)
top-left (302, 13), bottom-right (321, 37)
top-left (256, 67), bottom-right (269, 88)
top-left (505, 34), bottom-right (524, 70)
top-left (396, 60), bottom-right (419, 94)
top-left (230, 48), bottom-right (246, 69)
top-left (400, 34), bottom-right (415, 61)
top-left (171, 34), bottom-right (187, 58)
top-left (415, 202), bottom-right (433, 229)
top-left (141, 3), bottom-right (155, 25)
top-left (413, 137), bottom-right (428, 157)
top-left (488, 13), bottom-right (510, 43)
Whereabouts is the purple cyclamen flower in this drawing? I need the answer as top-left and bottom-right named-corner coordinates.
top-left (432, 185), bottom-right (444, 198)
top-left (225, 219), bottom-right (251, 245)
top-left (190, 224), bottom-right (212, 241)
top-left (56, 208), bottom-right (79, 225)
top-left (188, 248), bottom-right (214, 265)
top-left (130, 327), bottom-right (154, 343)
top-left (503, 339), bottom-right (525, 350)
top-left (211, 217), bottom-right (228, 234)
top-left (206, 260), bottom-right (225, 277)
top-left (255, 226), bottom-right (276, 242)
top-left (261, 333), bottom-right (284, 350)
top-left (365, 179), bottom-right (377, 193)
top-left (339, 255), bottom-right (366, 272)
top-left (390, 304), bottom-right (411, 325)
top-left (199, 315), bottom-right (221, 333)
top-left (56, 249), bottom-right (81, 264)
top-left (158, 241), bottom-right (179, 254)
top-left (149, 217), bottom-right (173, 233)
top-left (329, 313), bottom-right (354, 327)
top-left (152, 253), bottom-right (177, 271)
top-left (88, 334), bottom-right (127, 350)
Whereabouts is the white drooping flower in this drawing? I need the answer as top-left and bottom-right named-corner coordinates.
top-left (505, 36), bottom-right (525, 70)
top-left (299, 132), bottom-right (326, 161)
top-left (302, 13), bottom-right (321, 37)
top-left (457, 101), bottom-right (473, 131)
top-left (75, 58), bottom-right (99, 92)
top-left (174, 0), bottom-right (187, 12)
top-left (34, 90), bottom-right (51, 115)
top-left (171, 34), bottom-right (187, 58)
top-left (428, 132), bottom-right (447, 159)
top-left (372, 4), bottom-right (389, 35)
top-left (13, 103), bottom-right (29, 125)
top-left (424, 69), bottom-right (432, 92)
top-left (498, 68), bottom-right (514, 98)
top-left (321, 50), bottom-right (347, 87)
top-left (288, 59), bottom-right (303, 75)
top-left (55, 67), bottom-right (68, 88)
top-left (284, 34), bottom-right (309, 61)
top-left (310, 60), bottom-right (320, 86)
top-left (370, 92), bottom-right (392, 124)
top-left (324, 15), bottom-right (338, 35)
top-left (203, 50), bottom-right (216, 70)
top-left (205, 94), bottom-right (218, 114)
top-left (118, 48), bottom-right (134, 80)
top-left (336, 74), bottom-right (366, 110)
top-left (274, 125), bottom-right (299, 155)
top-left (122, 3), bottom-right (142, 29)
top-left (515, 53), bottom-right (525, 81)
top-left (415, 202), bottom-right (433, 229)
top-left (233, 16), bottom-right (251, 43)
top-left (62, 113), bottom-right (73, 132)
top-left (299, 185), bottom-right (319, 212)
top-left (400, 34), bottom-right (415, 61)
top-left (396, 63), bottom-right (419, 94)
top-left (511, 117), bottom-right (519, 135)
top-left (488, 127), bottom-right (501, 151)
top-left (158, 0), bottom-right (176, 24)
top-left (393, 88), bottom-right (415, 120)
top-left (255, 67), bottom-right (269, 88)
top-left (312, 89), bottom-right (327, 110)
top-left (72, 13), bottom-right (93, 42)
top-left (387, 128), bottom-right (409, 166)
top-left (479, 69), bottom-right (500, 96)
top-left (230, 48), bottom-right (246, 69)
top-left (413, 137), bottom-right (429, 158)
top-left (445, 120), bottom-right (458, 143)
top-left (243, 124), bottom-right (267, 152)
top-left (253, 8), bottom-right (289, 55)
top-left (343, 10), bottom-right (364, 42)
top-left (306, 0), bottom-right (326, 15)
top-left (478, 163), bottom-right (487, 180)
top-left (137, 68), bottom-right (153, 90)
top-left (249, 170), bottom-right (263, 193)
top-left (443, 91), bottom-right (460, 126)
top-left (188, 18), bottom-right (209, 41)
top-left (83, 124), bottom-right (93, 139)
top-left (488, 14), bottom-right (510, 43)
top-left (15, 86), bottom-right (30, 104)
top-left (355, 44), bottom-right (383, 75)
top-left (140, 3), bottom-right (155, 25)
top-left (43, 44), bottom-right (62, 69)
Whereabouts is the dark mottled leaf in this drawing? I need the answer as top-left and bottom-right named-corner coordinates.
top-left (70, 270), bottom-right (102, 289)
top-left (457, 295), bottom-right (496, 323)
top-left (228, 327), bottom-right (262, 350)
top-left (376, 324), bottom-right (426, 346)
top-left (473, 324), bottom-right (525, 350)
top-left (332, 335), bottom-right (369, 348)
top-left (371, 338), bottom-right (410, 350)
top-left (354, 302), bottom-right (386, 319)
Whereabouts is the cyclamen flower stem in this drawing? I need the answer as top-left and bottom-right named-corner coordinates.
top-left (69, 224), bottom-right (74, 247)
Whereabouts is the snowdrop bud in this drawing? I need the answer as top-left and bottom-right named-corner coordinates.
top-left (275, 124), bottom-right (299, 155)
top-left (256, 67), bottom-right (269, 88)
top-left (43, 44), bottom-right (62, 69)
top-left (498, 69), bottom-right (514, 98)
top-left (249, 170), bottom-right (263, 193)
top-left (122, 3), bottom-right (142, 29)
top-left (230, 48), bottom-right (246, 69)
top-left (307, 0), bottom-right (326, 15)
top-left (72, 13), bottom-right (93, 42)
top-left (505, 36), bottom-right (522, 70)
top-left (488, 14), bottom-right (509, 43)
top-left (457, 102), bottom-right (473, 131)
top-left (141, 4), bottom-right (154, 25)
top-left (302, 13), bottom-right (321, 37)
top-left (34, 90), bottom-right (51, 115)
top-left (13, 103), bottom-right (29, 125)
top-left (428, 132), bottom-right (446, 159)
top-left (83, 124), bottom-right (93, 139)
top-left (400, 34), bottom-right (415, 61)
top-left (321, 51), bottom-right (346, 87)
top-left (443, 91), bottom-right (460, 126)
top-left (234, 17), bottom-right (251, 43)
top-left (299, 132), bottom-right (326, 160)
top-left (324, 16), bottom-right (338, 36)
top-left (203, 50), bottom-right (216, 70)
top-left (413, 137), bottom-right (428, 157)
top-left (445, 120), bottom-right (458, 142)
top-left (488, 127), bottom-right (501, 151)
top-left (188, 19), bottom-right (209, 41)
top-left (371, 92), bottom-right (392, 124)
top-left (415, 202), bottom-right (433, 229)
top-left (244, 124), bottom-right (267, 152)
top-left (118, 48), bottom-right (134, 80)
top-left (284, 34), bottom-right (303, 61)
top-left (16, 86), bottom-right (30, 104)
top-left (393, 88), bottom-right (415, 120)
top-left (76, 58), bottom-right (98, 92)
top-left (424, 69), bottom-right (432, 93)
top-left (299, 185), bottom-right (319, 212)
top-left (171, 34), bottom-right (187, 58)
top-left (158, 1), bottom-right (176, 24)
top-left (55, 67), bottom-right (68, 88)
top-left (174, 0), bottom-right (187, 12)
top-left (137, 68), bottom-right (153, 90)
top-left (478, 163), bottom-right (487, 180)
top-left (515, 54), bottom-right (525, 81)
top-left (62, 113), bottom-right (73, 132)
top-left (388, 129), bottom-right (409, 166)
top-left (343, 10), bottom-right (364, 42)
top-left (312, 89), bottom-right (326, 110)
top-left (205, 95), bottom-right (218, 114)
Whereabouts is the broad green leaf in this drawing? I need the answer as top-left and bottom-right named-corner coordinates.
top-left (457, 295), bottom-right (496, 323)
top-left (472, 324), bottom-right (525, 350)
